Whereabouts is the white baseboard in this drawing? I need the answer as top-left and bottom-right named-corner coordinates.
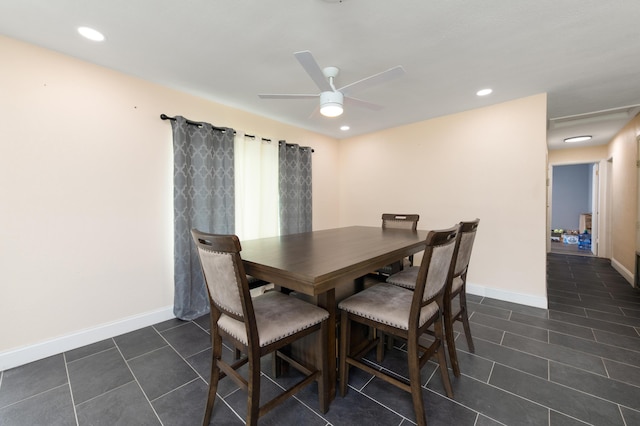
top-left (466, 282), bottom-right (548, 309)
top-left (611, 257), bottom-right (634, 286)
top-left (0, 306), bottom-right (175, 371)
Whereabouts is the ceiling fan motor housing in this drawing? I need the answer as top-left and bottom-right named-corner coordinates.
top-left (320, 91), bottom-right (344, 117)
top-left (320, 90), bottom-right (344, 106)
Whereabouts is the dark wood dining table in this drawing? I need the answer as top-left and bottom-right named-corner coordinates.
top-left (240, 226), bottom-right (429, 400)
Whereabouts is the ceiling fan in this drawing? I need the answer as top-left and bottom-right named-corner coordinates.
top-left (258, 50), bottom-right (405, 118)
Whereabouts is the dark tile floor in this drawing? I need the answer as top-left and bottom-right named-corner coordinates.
top-left (2, 253), bottom-right (640, 425)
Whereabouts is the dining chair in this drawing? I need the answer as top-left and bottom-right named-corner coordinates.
top-left (386, 219), bottom-right (480, 377)
top-left (338, 225), bottom-right (460, 426)
top-left (375, 213), bottom-right (420, 278)
top-left (191, 229), bottom-right (330, 426)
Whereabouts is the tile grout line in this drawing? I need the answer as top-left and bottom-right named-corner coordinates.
top-left (494, 361), bottom-right (632, 421)
top-left (0, 383), bottom-right (71, 411)
top-left (344, 382), bottom-right (413, 424)
top-left (113, 335), bottom-right (165, 425)
top-left (62, 352), bottom-right (79, 426)
top-left (74, 380), bottom-right (136, 408)
top-left (66, 344), bottom-right (118, 365)
top-left (462, 334), bottom-right (634, 385)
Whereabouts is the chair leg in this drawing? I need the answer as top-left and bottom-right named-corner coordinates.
top-left (407, 337), bottom-right (427, 426)
top-left (339, 310), bottom-right (351, 397)
top-left (459, 292), bottom-right (475, 353)
top-left (434, 315), bottom-right (454, 399)
top-left (203, 334), bottom-right (222, 426)
top-left (444, 300), bottom-right (461, 377)
top-left (376, 331), bottom-right (385, 363)
top-left (317, 321), bottom-right (330, 413)
top-left (246, 354), bottom-right (261, 426)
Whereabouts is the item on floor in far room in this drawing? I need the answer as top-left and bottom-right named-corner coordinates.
top-left (578, 231), bottom-right (591, 250)
top-left (551, 229), bottom-right (563, 242)
top-left (563, 233), bottom-right (579, 245)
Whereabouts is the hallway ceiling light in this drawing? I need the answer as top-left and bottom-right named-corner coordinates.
top-left (476, 88), bottom-right (492, 96)
top-left (564, 135), bottom-right (592, 143)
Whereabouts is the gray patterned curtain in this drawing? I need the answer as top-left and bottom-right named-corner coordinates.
top-left (279, 142), bottom-right (312, 235)
top-left (171, 116), bottom-right (235, 320)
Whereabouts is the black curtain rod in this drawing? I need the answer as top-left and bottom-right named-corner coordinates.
top-left (160, 114), bottom-right (313, 152)
top-left (160, 114), bottom-right (270, 142)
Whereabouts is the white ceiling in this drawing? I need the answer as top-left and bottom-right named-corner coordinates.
top-left (2, 0), bottom-right (639, 148)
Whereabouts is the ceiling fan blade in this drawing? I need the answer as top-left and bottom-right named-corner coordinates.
top-left (294, 50), bottom-right (332, 92)
top-left (258, 94), bottom-right (318, 99)
top-left (344, 96), bottom-right (384, 111)
top-left (308, 104), bottom-right (320, 119)
top-left (339, 65), bottom-right (405, 96)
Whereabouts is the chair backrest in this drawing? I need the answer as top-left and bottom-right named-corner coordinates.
top-left (191, 229), bottom-right (254, 326)
top-left (454, 219), bottom-right (480, 278)
top-left (410, 225), bottom-right (460, 324)
top-left (381, 213), bottom-right (420, 230)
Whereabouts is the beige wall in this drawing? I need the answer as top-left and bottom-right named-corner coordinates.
top-left (1, 34), bottom-right (550, 369)
top-left (608, 114), bottom-right (640, 277)
top-left (338, 94), bottom-right (549, 304)
top-left (0, 35), bottom-right (340, 359)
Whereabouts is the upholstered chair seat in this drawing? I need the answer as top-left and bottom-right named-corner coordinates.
top-left (339, 283), bottom-right (439, 330)
top-left (388, 266), bottom-right (466, 292)
top-left (218, 290), bottom-right (329, 347)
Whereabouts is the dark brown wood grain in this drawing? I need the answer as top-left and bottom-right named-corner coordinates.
top-left (241, 226), bottom-right (429, 295)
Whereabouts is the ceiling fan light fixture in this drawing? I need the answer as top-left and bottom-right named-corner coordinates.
top-left (320, 91), bottom-right (344, 117)
top-left (564, 135), bottom-right (592, 143)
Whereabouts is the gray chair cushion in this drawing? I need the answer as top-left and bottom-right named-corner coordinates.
top-left (218, 291), bottom-right (329, 347)
top-left (387, 266), bottom-right (464, 294)
top-left (198, 248), bottom-right (243, 317)
top-left (385, 266), bottom-right (419, 289)
top-left (452, 276), bottom-right (463, 293)
top-left (338, 283), bottom-right (438, 330)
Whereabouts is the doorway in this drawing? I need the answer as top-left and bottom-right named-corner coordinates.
top-left (549, 163), bottom-right (599, 257)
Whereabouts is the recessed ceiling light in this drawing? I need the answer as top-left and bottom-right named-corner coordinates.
top-left (564, 135), bottom-right (592, 143)
top-left (78, 26), bottom-right (105, 42)
top-left (476, 88), bottom-right (492, 96)
top-left (340, 125), bottom-right (350, 131)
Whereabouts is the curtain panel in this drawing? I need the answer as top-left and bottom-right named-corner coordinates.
top-left (171, 116), bottom-right (235, 320)
top-left (234, 133), bottom-right (279, 240)
top-left (279, 142), bottom-right (313, 235)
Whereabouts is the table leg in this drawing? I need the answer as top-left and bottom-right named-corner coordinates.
top-left (318, 289), bottom-right (337, 401)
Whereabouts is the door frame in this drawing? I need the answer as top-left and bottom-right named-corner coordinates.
top-left (547, 160), bottom-right (610, 258)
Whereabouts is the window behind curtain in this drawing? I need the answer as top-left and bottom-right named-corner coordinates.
top-left (234, 133), bottom-right (279, 240)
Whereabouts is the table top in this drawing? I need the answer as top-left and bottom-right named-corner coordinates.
top-left (241, 226), bottom-right (429, 295)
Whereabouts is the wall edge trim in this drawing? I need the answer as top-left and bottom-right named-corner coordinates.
top-left (611, 257), bottom-right (634, 285)
top-left (0, 306), bottom-right (175, 371)
top-left (467, 283), bottom-right (548, 309)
